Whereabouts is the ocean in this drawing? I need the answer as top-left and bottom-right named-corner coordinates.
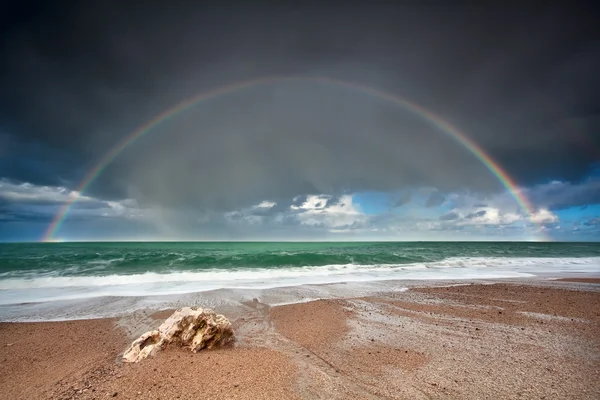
top-left (1, 241), bottom-right (599, 320)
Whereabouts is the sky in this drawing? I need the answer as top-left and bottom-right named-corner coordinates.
top-left (1, 2), bottom-right (599, 242)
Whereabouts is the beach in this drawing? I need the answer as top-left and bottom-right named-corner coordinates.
top-left (1, 279), bottom-right (599, 399)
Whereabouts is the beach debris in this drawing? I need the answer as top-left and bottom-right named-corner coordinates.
top-left (122, 307), bottom-right (235, 363)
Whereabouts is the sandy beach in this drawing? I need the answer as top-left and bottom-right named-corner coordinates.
top-left (1, 280), bottom-right (599, 399)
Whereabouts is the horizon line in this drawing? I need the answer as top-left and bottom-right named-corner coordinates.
top-left (5, 239), bottom-right (589, 244)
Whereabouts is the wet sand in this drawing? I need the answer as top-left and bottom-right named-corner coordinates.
top-left (556, 277), bottom-right (600, 284)
top-left (1, 280), bottom-right (599, 399)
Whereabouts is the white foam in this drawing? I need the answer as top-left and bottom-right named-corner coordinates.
top-left (0, 256), bottom-right (598, 306)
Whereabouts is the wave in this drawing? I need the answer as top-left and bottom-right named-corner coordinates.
top-left (0, 251), bottom-right (431, 277)
top-left (0, 256), bottom-right (598, 305)
top-left (3, 242), bottom-right (599, 277)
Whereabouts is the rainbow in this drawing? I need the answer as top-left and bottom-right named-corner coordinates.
top-left (42, 76), bottom-right (539, 241)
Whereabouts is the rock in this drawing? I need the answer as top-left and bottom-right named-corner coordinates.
top-left (122, 307), bottom-right (235, 363)
top-left (121, 330), bottom-right (162, 362)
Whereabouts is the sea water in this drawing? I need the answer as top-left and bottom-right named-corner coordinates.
top-left (0, 241), bottom-right (599, 320)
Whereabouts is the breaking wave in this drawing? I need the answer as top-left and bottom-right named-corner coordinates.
top-left (0, 256), bottom-right (598, 305)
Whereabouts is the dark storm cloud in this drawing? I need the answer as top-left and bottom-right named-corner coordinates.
top-left (0, 208), bottom-right (52, 223)
top-left (0, 197), bottom-right (108, 225)
top-left (1, 2), bottom-right (599, 213)
top-left (0, 134), bottom-right (86, 187)
top-left (527, 180), bottom-right (600, 211)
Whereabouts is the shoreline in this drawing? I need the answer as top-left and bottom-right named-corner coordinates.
top-left (1, 278), bottom-right (599, 399)
top-left (3, 275), bottom-right (600, 323)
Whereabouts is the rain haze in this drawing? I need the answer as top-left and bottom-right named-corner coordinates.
top-left (1, 2), bottom-right (599, 241)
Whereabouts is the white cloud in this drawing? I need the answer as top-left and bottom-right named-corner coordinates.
top-left (290, 195), bottom-right (329, 211)
top-left (0, 177), bottom-right (568, 240)
top-left (450, 206), bottom-right (522, 226)
top-left (201, 188), bottom-right (559, 240)
top-left (432, 188), bottom-right (560, 229)
top-left (293, 194), bottom-right (366, 229)
top-left (0, 179), bottom-right (96, 204)
top-left (0, 178), bottom-right (146, 221)
top-left (223, 194), bottom-right (367, 230)
top-left (529, 208), bottom-right (559, 224)
top-left (253, 200), bottom-right (276, 209)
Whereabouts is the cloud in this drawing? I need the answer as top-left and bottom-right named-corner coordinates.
top-left (431, 187), bottom-right (561, 229)
top-left (439, 211), bottom-right (459, 221)
top-left (525, 179), bottom-right (600, 210)
top-left (584, 217), bottom-right (600, 226)
top-left (1, 3), bottom-right (598, 241)
top-left (529, 209), bottom-right (560, 225)
top-left (254, 201), bottom-right (276, 208)
top-left (3, 173), bottom-right (577, 242)
top-left (293, 195), bottom-right (365, 229)
top-left (0, 179), bottom-right (97, 206)
top-left (452, 207), bottom-right (521, 226)
top-left (1, 3), bottom-right (598, 216)
top-left (466, 210), bottom-right (487, 219)
top-left (425, 191), bottom-right (446, 208)
top-left (0, 179), bottom-right (146, 227)
top-left (213, 189), bottom-right (561, 240)
top-left (393, 192), bottom-right (412, 207)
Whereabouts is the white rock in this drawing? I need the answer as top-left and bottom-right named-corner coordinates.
top-left (122, 307), bottom-right (234, 363)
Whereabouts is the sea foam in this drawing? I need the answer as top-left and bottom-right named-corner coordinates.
top-left (0, 256), bottom-right (598, 306)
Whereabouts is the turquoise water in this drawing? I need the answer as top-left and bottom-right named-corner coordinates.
top-left (0, 242), bottom-right (599, 306)
top-left (2, 241), bottom-right (600, 276)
